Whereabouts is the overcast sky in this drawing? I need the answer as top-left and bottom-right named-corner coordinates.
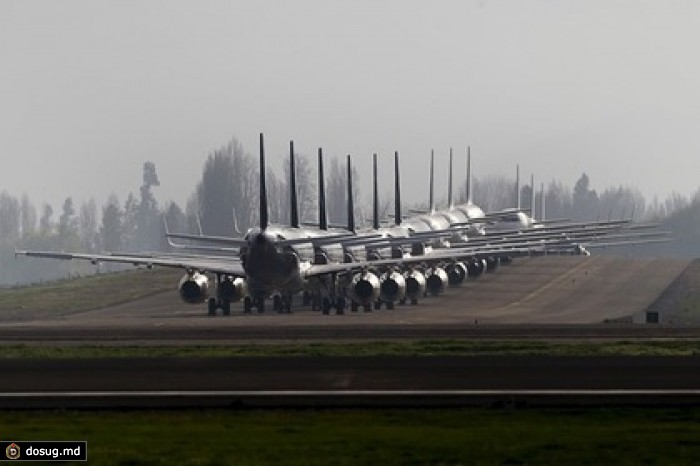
top-left (2, 0), bottom-right (699, 213)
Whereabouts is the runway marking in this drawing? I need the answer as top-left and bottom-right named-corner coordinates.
top-left (2, 389), bottom-right (700, 397)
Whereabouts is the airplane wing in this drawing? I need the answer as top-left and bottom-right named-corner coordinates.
top-left (15, 250), bottom-right (245, 277)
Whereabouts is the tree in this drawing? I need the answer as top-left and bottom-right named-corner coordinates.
top-left (0, 192), bottom-right (20, 244)
top-left (196, 137), bottom-right (255, 235)
top-left (39, 203), bottom-right (54, 236)
top-left (20, 194), bottom-right (36, 238)
top-left (58, 197), bottom-right (79, 243)
top-left (100, 195), bottom-right (123, 252)
top-left (79, 198), bottom-right (99, 252)
top-left (134, 161), bottom-right (161, 250)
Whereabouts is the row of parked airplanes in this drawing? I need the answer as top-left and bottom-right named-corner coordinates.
top-left (17, 134), bottom-right (668, 315)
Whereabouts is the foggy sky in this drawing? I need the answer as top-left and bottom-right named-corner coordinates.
top-left (2, 0), bottom-right (699, 213)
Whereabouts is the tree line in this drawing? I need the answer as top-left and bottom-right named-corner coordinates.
top-left (1, 135), bottom-right (699, 285)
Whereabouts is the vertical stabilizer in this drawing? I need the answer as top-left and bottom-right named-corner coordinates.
top-left (466, 146), bottom-right (472, 204)
top-left (540, 182), bottom-right (546, 221)
top-left (530, 174), bottom-right (535, 219)
top-left (373, 153), bottom-right (380, 230)
top-left (429, 150), bottom-right (435, 213)
top-left (259, 133), bottom-right (269, 230)
top-left (289, 141), bottom-right (300, 228)
top-left (394, 151), bottom-right (402, 226)
top-left (347, 155), bottom-right (355, 232)
top-left (516, 164), bottom-right (521, 210)
top-left (448, 147), bottom-right (453, 209)
top-left (318, 148), bottom-right (327, 230)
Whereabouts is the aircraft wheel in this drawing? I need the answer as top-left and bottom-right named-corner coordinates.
top-left (335, 297), bottom-right (346, 314)
top-left (321, 298), bottom-right (332, 315)
top-left (273, 295), bottom-right (283, 313)
top-left (207, 297), bottom-right (217, 316)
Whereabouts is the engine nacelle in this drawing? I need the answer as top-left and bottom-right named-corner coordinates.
top-left (178, 272), bottom-right (210, 304)
top-left (379, 270), bottom-right (406, 303)
top-left (404, 269), bottom-right (427, 303)
top-left (217, 276), bottom-right (248, 303)
top-left (425, 266), bottom-right (449, 296)
top-left (348, 271), bottom-right (380, 305)
top-left (466, 258), bottom-right (486, 278)
top-left (445, 261), bottom-right (467, 285)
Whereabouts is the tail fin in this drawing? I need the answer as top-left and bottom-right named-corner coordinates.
top-left (429, 150), bottom-right (435, 213)
top-left (516, 164), bottom-right (521, 210)
top-left (448, 147), bottom-right (453, 209)
top-left (232, 207), bottom-right (241, 235)
top-left (347, 155), bottom-right (355, 232)
top-left (540, 182), bottom-right (546, 221)
top-left (466, 146), bottom-right (472, 204)
top-left (289, 141), bottom-right (300, 228)
top-left (318, 148), bottom-right (327, 230)
top-left (373, 153), bottom-right (380, 230)
top-left (530, 174), bottom-right (535, 219)
top-left (394, 151), bottom-right (402, 226)
top-left (259, 133), bottom-right (269, 230)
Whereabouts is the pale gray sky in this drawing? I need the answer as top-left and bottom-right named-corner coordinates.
top-left (2, 0), bottom-right (699, 211)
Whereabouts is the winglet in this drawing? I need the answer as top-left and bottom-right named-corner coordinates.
top-left (318, 148), bottom-right (328, 230)
top-left (394, 150), bottom-right (402, 226)
top-left (259, 133), bottom-right (269, 230)
top-left (289, 141), bottom-right (300, 228)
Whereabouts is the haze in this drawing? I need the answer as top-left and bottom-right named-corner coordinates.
top-left (2, 0), bottom-right (699, 211)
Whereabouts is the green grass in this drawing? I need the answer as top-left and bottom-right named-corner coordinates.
top-left (4, 408), bottom-right (700, 465)
top-left (4, 340), bottom-right (700, 358)
top-left (0, 268), bottom-right (182, 313)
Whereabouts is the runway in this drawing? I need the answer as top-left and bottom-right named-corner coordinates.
top-left (2, 356), bottom-right (700, 408)
top-left (0, 256), bottom-right (693, 344)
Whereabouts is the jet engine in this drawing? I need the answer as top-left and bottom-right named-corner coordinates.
top-left (216, 276), bottom-right (248, 303)
top-left (379, 270), bottom-right (406, 305)
top-left (485, 256), bottom-right (500, 273)
top-left (178, 272), bottom-right (210, 304)
top-left (425, 266), bottom-right (449, 296)
top-left (445, 261), bottom-right (467, 285)
top-left (466, 258), bottom-right (486, 278)
top-left (348, 271), bottom-right (380, 306)
top-left (403, 269), bottom-right (427, 304)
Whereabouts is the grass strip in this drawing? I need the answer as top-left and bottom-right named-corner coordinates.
top-left (0, 268), bottom-right (181, 313)
top-left (3, 340), bottom-right (700, 358)
top-left (3, 407), bottom-right (700, 465)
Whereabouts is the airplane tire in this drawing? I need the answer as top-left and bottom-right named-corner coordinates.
top-left (273, 295), bottom-right (283, 313)
top-left (207, 298), bottom-right (217, 316)
top-left (335, 297), bottom-right (346, 314)
top-left (322, 298), bottom-right (332, 315)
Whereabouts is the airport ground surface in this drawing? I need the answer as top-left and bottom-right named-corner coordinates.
top-left (2, 255), bottom-right (700, 409)
top-left (0, 255), bottom-right (694, 343)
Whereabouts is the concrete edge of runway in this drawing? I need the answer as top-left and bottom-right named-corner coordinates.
top-left (4, 390), bottom-right (700, 409)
